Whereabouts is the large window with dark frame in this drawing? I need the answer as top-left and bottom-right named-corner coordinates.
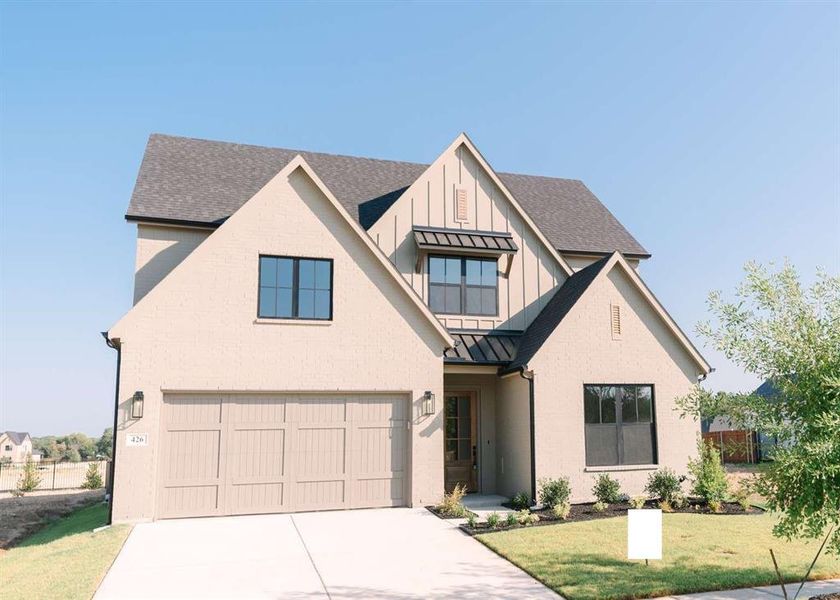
top-left (258, 256), bottom-right (332, 320)
top-left (428, 255), bottom-right (498, 316)
top-left (583, 384), bottom-right (657, 467)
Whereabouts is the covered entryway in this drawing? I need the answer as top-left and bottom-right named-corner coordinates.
top-left (157, 393), bottom-right (409, 519)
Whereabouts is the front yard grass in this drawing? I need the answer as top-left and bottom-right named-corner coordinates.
top-left (0, 502), bottom-right (131, 599)
top-left (477, 512), bottom-right (840, 600)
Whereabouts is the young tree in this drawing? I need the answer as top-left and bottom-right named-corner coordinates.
top-left (81, 462), bottom-right (103, 489)
top-left (17, 456), bottom-right (41, 493)
top-left (677, 261), bottom-right (840, 552)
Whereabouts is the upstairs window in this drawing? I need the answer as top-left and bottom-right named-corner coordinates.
top-left (259, 256), bottom-right (332, 320)
top-left (584, 384), bottom-right (656, 467)
top-left (429, 255), bottom-right (497, 316)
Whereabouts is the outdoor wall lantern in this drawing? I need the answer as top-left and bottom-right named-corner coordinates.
top-left (130, 391), bottom-right (145, 419)
top-left (421, 391), bottom-right (435, 416)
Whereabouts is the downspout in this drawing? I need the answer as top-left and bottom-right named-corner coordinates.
top-left (518, 368), bottom-right (537, 504)
top-left (101, 332), bottom-right (121, 525)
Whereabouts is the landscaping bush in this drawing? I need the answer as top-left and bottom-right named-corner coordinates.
top-left (629, 495), bottom-right (647, 509)
top-left (510, 491), bottom-right (531, 510)
top-left (538, 477), bottom-right (571, 508)
top-left (16, 457), bottom-right (41, 493)
top-left (688, 439), bottom-right (729, 505)
top-left (645, 468), bottom-right (682, 503)
top-left (593, 501), bottom-right (608, 513)
top-left (81, 463), bottom-right (103, 490)
top-left (592, 473), bottom-right (622, 504)
top-left (733, 484), bottom-right (752, 511)
top-left (659, 500), bottom-right (673, 513)
top-left (709, 499), bottom-right (723, 513)
top-left (436, 483), bottom-right (467, 517)
top-left (466, 513), bottom-right (477, 528)
top-left (505, 513), bottom-right (518, 527)
top-left (552, 502), bottom-right (571, 520)
top-left (486, 512), bottom-right (501, 528)
top-left (517, 509), bottom-right (539, 526)
top-left (672, 493), bottom-right (688, 510)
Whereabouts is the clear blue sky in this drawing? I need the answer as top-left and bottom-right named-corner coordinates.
top-left (1, 2), bottom-right (838, 436)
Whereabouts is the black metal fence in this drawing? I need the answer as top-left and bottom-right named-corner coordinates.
top-left (0, 459), bottom-right (110, 492)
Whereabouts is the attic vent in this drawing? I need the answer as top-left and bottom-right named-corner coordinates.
top-left (611, 304), bottom-right (622, 339)
top-left (454, 187), bottom-right (469, 222)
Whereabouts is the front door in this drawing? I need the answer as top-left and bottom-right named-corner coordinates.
top-left (443, 392), bottom-right (477, 492)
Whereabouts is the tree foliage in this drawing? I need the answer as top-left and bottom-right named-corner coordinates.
top-left (17, 456), bottom-right (41, 493)
top-left (676, 261), bottom-right (840, 552)
top-left (31, 429), bottom-right (112, 461)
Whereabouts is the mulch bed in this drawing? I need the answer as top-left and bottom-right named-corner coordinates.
top-left (425, 505), bottom-right (477, 520)
top-left (459, 499), bottom-right (763, 536)
top-left (810, 594), bottom-right (840, 599)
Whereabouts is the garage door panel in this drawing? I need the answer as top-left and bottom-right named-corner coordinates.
top-left (228, 482), bottom-right (285, 514)
top-left (165, 395), bottom-right (223, 424)
top-left (164, 430), bottom-right (221, 481)
top-left (228, 428), bottom-right (286, 479)
top-left (162, 485), bottom-right (220, 518)
top-left (159, 393), bottom-right (409, 519)
top-left (227, 395), bottom-right (287, 423)
top-left (296, 427), bottom-right (346, 478)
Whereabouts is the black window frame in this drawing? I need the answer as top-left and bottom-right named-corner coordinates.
top-left (583, 384), bottom-right (658, 467)
top-left (427, 254), bottom-right (499, 316)
top-left (257, 255), bottom-right (334, 321)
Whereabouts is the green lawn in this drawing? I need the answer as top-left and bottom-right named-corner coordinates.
top-left (477, 513), bottom-right (840, 600)
top-left (1, 503), bottom-right (131, 600)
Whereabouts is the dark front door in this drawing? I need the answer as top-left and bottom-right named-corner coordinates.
top-left (443, 392), bottom-right (477, 492)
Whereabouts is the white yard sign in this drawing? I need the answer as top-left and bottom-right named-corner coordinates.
top-left (126, 433), bottom-right (148, 447)
top-left (627, 509), bottom-right (662, 560)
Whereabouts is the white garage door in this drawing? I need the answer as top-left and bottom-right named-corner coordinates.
top-left (157, 393), bottom-right (409, 519)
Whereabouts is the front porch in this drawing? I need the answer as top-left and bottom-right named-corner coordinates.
top-left (443, 365), bottom-right (532, 502)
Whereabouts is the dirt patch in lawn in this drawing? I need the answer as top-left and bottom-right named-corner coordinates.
top-left (461, 500), bottom-right (763, 535)
top-left (0, 489), bottom-right (106, 548)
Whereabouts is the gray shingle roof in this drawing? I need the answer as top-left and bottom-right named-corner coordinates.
top-left (501, 256), bottom-right (611, 374)
top-left (126, 134), bottom-right (649, 257)
top-left (3, 431), bottom-right (29, 445)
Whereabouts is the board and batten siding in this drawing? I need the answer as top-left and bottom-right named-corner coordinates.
top-left (367, 143), bottom-right (568, 332)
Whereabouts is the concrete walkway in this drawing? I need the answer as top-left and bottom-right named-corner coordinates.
top-left (94, 507), bottom-right (559, 599)
top-left (653, 578), bottom-right (840, 599)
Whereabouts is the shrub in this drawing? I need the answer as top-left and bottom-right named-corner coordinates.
top-left (517, 509), bottom-right (539, 526)
top-left (510, 491), bottom-right (531, 510)
top-left (436, 483), bottom-right (467, 517)
top-left (552, 502), bottom-right (571, 520)
top-left (733, 484), bottom-right (752, 511)
top-left (538, 477), bottom-right (571, 508)
top-left (81, 462), bottom-right (103, 489)
top-left (16, 457), bottom-right (41, 493)
top-left (592, 474), bottom-right (622, 505)
top-left (629, 495), bottom-right (647, 509)
top-left (505, 513), bottom-right (518, 527)
top-left (645, 468), bottom-right (682, 503)
top-left (466, 513), bottom-right (477, 528)
top-left (659, 500), bottom-right (673, 513)
top-left (688, 439), bottom-right (729, 505)
top-left (593, 501), bottom-right (608, 513)
top-left (672, 493), bottom-right (688, 510)
top-left (708, 499), bottom-right (723, 513)
top-left (486, 512), bottom-right (501, 528)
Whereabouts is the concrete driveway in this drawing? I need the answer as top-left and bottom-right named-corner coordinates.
top-left (95, 507), bottom-right (559, 599)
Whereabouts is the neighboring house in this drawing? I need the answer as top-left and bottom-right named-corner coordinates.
top-left (104, 133), bottom-right (710, 523)
top-left (0, 431), bottom-right (34, 462)
top-left (703, 379), bottom-right (782, 461)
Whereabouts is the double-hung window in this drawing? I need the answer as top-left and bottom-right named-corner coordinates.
top-left (258, 256), bottom-right (332, 320)
top-left (428, 255), bottom-right (497, 316)
top-left (583, 384), bottom-right (656, 466)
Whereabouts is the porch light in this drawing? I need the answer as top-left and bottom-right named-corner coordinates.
top-left (421, 391), bottom-right (435, 416)
top-left (130, 391), bottom-right (144, 419)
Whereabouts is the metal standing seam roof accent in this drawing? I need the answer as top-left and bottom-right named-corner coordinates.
top-left (413, 226), bottom-right (518, 253)
top-left (444, 332), bottom-right (521, 364)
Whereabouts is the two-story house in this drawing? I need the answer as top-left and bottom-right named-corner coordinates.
top-left (104, 133), bottom-right (710, 522)
top-left (0, 431), bottom-right (34, 462)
